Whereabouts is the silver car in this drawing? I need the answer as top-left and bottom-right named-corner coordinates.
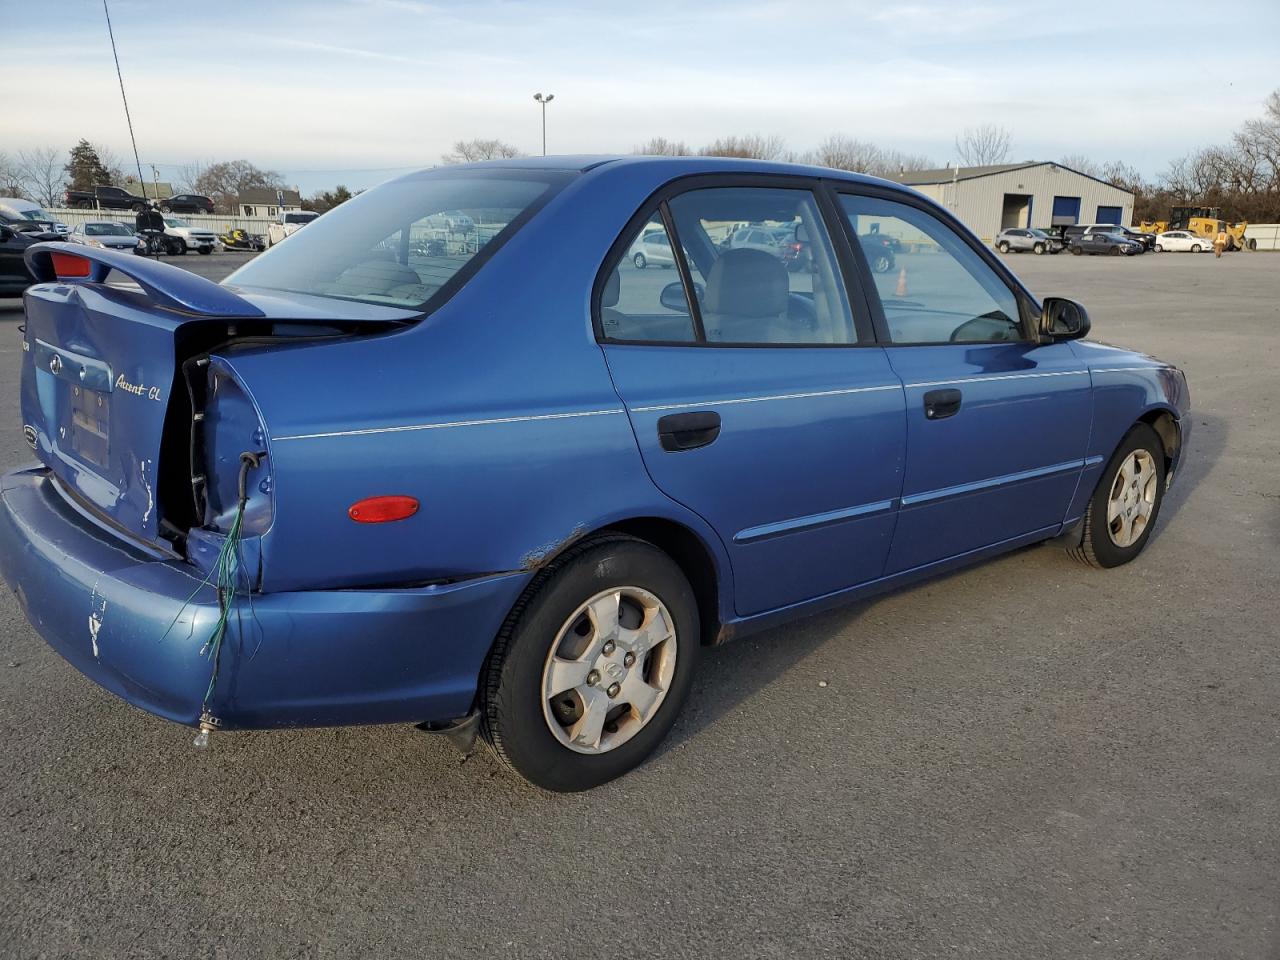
top-left (69, 221), bottom-right (143, 251)
top-left (994, 228), bottom-right (1061, 255)
top-left (628, 229), bottom-right (677, 269)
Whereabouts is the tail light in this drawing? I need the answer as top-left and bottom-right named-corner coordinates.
top-left (50, 252), bottom-right (92, 279)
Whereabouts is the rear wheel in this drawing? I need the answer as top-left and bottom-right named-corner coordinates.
top-left (633, 252), bottom-right (647, 269)
top-left (1109, 245), bottom-right (1121, 256)
top-left (871, 253), bottom-right (892, 273)
top-left (1154, 243), bottom-right (1163, 252)
top-left (997, 241), bottom-right (1010, 253)
top-left (1033, 242), bottom-right (1045, 255)
top-left (159, 204), bottom-right (172, 213)
top-left (1067, 423), bottom-right (1166, 569)
top-left (481, 536), bottom-right (699, 792)
top-left (1070, 246), bottom-right (1082, 256)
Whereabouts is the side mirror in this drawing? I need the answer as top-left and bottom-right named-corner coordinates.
top-left (0, 225), bottom-right (12, 241)
top-left (660, 280), bottom-right (703, 312)
top-left (793, 222), bottom-right (810, 243)
top-left (1040, 297), bottom-right (1090, 342)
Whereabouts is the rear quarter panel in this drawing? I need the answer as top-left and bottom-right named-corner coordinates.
top-left (223, 167), bottom-right (735, 607)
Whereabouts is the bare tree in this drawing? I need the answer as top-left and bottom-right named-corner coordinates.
top-left (16, 147), bottom-right (66, 206)
top-left (190, 160), bottom-right (285, 213)
top-left (1058, 154), bottom-right (1100, 177)
top-left (0, 152), bottom-right (25, 195)
top-left (441, 138), bottom-right (524, 164)
top-left (803, 135), bottom-right (935, 177)
top-left (698, 134), bottom-right (788, 160)
top-left (954, 124), bottom-right (1012, 166)
top-left (632, 137), bottom-right (692, 156)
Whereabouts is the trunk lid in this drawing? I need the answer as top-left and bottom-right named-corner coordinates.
top-left (21, 282), bottom-right (197, 546)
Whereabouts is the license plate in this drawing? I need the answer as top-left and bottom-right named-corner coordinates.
top-left (69, 385), bottom-right (110, 469)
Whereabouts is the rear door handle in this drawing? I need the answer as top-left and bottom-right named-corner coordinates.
top-left (923, 388), bottom-right (962, 420)
top-left (657, 411), bottom-right (721, 451)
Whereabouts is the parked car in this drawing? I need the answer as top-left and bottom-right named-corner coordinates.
top-left (629, 229), bottom-right (676, 268)
top-left (723, 225), bottom-right (787, 257)
top-left (0, 198), bottom-right (69, 236)
top-left (0, 221), bottom-right (41, 295)
top-left (63, 184), bottom-right (150, 211)
top-left (1069, 232), bottom-right (1144, 256)
top-left (160, 194), bottom-right (215, 215)
top-left (857, 233), bottom-right (897, 273)
top-left (1153, 230), bottom-right (1211, 253)
top-left (162, 216), bottom-right (218, 255)
top-left (995, 228), bottom-right (1062, 255)
top-left (68, 220), bottom-right (144, 252)
top-left (266, 210), bottom-right (320, 246)
top-left (1083, 224), bottom-right (1155, 251)
top-left (3, 157), bottom-right (1191, 792)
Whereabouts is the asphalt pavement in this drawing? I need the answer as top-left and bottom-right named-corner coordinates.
top-left (0, 249), bottom-right (1277, 959)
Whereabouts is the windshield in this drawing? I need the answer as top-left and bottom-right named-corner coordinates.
top-left (85, 223), bottom-right (133, 236)
top-left (228, 171), bottom-right (565, 308)
top-left (1028, 229), bottom-right (1048, 237)
top-left (163, 217), bottom-right (189, 227)
top-left (284, 212), bottom-right (318, 225)
top-left (19, 209), bottom-right (51, 221)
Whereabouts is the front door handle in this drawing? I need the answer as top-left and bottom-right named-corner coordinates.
top-left (657, 411), bottom-right (721, 451)
top-left (923, 388), bottom-right (962, 420)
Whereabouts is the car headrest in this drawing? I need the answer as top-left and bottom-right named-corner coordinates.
top-left (601, 269), bottom-right (620, 308)
top-left (704, 248), bottom-right (787, 317)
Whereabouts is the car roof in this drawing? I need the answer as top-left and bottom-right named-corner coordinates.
top-left (393, 154), bottom-right (906, 190)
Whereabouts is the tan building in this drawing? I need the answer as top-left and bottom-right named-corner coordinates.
top-left (893, 162), bottom-right (1135, 241)
top-left (237, 187), bottom-right (303, 218)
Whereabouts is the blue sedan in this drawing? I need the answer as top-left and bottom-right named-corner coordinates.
top-left (1, 156), bottom-right (1190, 791)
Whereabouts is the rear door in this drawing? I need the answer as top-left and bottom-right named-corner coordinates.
top-left (599, 177), bottom-right (906, 616)
top-left (834, 189), bottom-right (1091, 574)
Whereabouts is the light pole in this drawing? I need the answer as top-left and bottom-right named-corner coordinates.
top-left (533, 92), bottom-right (555, 156)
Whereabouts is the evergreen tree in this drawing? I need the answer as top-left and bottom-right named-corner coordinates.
top-left (64, 140), bottom-right (114, 191)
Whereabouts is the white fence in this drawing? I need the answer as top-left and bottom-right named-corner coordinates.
top-left (45, 206), bottom-right (276, 236)
top-left (1244, 223), bottom-right (1280, 251)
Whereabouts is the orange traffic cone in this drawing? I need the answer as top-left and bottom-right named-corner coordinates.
top-left (895, 268), bottom-right (908, 297)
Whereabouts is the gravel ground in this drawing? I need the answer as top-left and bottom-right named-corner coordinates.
top-left (0, 249), bottom-right (1277, 959)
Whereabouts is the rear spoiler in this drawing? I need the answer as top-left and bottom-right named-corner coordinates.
top-left (25, 241), bottom-right (265, 319)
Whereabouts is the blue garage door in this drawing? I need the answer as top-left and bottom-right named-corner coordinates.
top-left (1096, 205), bottom-right (1123, 224)
top-left (1051, 196), bottom-right (1081, 225)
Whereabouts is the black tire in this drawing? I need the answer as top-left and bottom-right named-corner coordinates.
top-left (1067, 423), bottom-right (1166, 569)
top-left (997, 241), bottom-right (1010, 253)
top-left (198, 246), bottom-right (212, 255)
top-left (76, 200), bottom-right (93, 210)
top-left (1191, 244), bottom-right (1202, 253)
top-left (871, 253), bottom-right (892, 273)
top-left (1154, 243), bottom-right (1163, 252)
top-left (1033, 242), bottom-right (1045, 255)
top-left (480, 535), bottom-right (700, 792)
top-left (131, 202), bottom-right (146, 212)
top-left (159, 204), bottom-right (172, 213)
top-left (1070, 246), bottom-right (1082, 256)
top-left (174, 238), bottom-right (187, 255)
top-left (633, 253), bottom-right (647, 269)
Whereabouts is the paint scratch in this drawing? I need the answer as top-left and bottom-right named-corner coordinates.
top-left (140, 458), bottom-right (154, 525)
top-left (88, 576), bottom-right (107, 658)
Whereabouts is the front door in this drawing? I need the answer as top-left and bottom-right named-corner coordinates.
top-left (599, 180), bottom-right (906, 616)
top-left (835, 191), bottom-right (1092, 573)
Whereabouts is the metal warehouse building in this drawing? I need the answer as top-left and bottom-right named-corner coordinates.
top-left (893, 162), bottom-right (1135, 241)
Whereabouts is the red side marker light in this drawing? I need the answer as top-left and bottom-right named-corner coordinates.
top-left (348, 495), bottom-right (419, 524)
top-left (50, 252), bottom-right (92, 279)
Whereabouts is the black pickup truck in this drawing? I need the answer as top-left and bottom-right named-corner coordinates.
top-left (63, 184), bottom-right (150, 211)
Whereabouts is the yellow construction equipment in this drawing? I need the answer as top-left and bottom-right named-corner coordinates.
top-left (1139, 207), bottom-right (1253, 250)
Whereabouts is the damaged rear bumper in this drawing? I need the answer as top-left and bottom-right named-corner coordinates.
top-left (0, 465), bottom-right (531, 730)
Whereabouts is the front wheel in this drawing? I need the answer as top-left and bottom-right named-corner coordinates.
top-left (632, 253), bottom-right (647, 269)
top-left (481, 536), bottom-right (699, 792)
top-left (1070, 246), bottom-right (1082, 256)
top-left (1154, 243), bottom-right (1163, 252)
top-left (159, 204), bottom-right (172, 213)
top-left (1067, 423), bottom-right (1166, 569)
top-left (1109, 246), bottom-right (1121, 256)
top-left (871, 253), bottom-right (892, 273)
top-left (1033, 242), bottom-right (1045, 255)
top-left (1191, 244), bottom-right (1202, 253)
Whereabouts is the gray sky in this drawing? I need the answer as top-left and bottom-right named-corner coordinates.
top-left (7, 0), bottom-right (1278, 193)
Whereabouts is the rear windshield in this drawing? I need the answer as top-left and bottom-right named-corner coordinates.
top-left (228, 170), bottom-right (564, 309)
top-left (283, 212), bottom-right (318, 225)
